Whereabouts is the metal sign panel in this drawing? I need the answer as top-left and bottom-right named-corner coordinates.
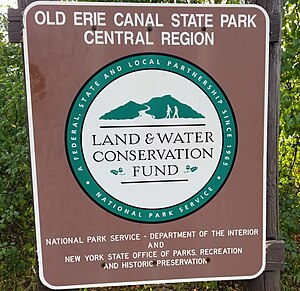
top-left (23, 2), bottom-right (268, 289)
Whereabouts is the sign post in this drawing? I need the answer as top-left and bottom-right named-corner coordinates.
top-left (23, 2), bottom-right (269, 289)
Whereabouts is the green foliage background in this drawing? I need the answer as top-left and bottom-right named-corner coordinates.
top-left (0, 12), bottom-right (36, 291)
top-left (279, 0), bottom-right (300, 289)
top-left (0, 0), bottom-right (299, 290)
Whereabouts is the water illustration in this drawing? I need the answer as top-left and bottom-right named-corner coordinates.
top-left (139, 105), bottom-right (155, 119)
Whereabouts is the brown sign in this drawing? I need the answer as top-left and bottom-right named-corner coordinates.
top-left (23, 2), bottom-right (268, 289)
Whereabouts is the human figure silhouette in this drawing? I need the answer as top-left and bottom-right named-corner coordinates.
top-left (166, 104), bottom-right (172, 118)
top-left (173, 106), bottom-right (179, 118)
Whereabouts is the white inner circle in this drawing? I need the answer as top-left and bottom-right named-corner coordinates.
top-left (82, 70), bottom-right (222, 209)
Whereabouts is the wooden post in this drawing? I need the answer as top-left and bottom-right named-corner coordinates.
top-left (8, 0), bottom-right (285, 290)
top-left (242, 0), bottom-right (285, 289)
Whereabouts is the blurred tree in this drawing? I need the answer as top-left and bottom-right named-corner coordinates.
top-left (0, 11), bottom-right (36, 291)
top-left (279, 0), bottom-right (300, 290)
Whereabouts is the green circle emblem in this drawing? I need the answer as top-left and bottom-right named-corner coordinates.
top-left (66, 53), bottom-right (237, 223)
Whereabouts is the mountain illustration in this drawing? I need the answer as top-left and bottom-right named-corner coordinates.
top-left (99, 94), bottom-right (205, 120)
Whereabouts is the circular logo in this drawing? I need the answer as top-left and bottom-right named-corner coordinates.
top-left (66, 53), bottom-right (237, 223)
